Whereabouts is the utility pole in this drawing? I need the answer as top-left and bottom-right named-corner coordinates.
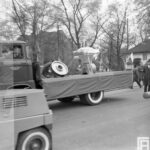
top-left (127, 18), bottom-right (129, 51)
top-left (57, 22), bottom-right (60, 60)
top-left (109, 33), bottom-right (113, 70)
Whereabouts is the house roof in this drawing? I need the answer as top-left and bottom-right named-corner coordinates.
top-left (0, 40), bottom-right (26, 44)
top-left (129, 39), bottom-right (150, 54)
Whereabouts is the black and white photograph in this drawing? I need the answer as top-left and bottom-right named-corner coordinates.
top-left (0, 0), bottom-right (150, 150)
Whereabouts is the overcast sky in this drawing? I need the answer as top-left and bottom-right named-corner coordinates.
top-left (0, 0), bottom-right (136, 30)
top-left (0, 0), bottom-right (130, 18)
top-left (0, 0), bottom-right (10, 20)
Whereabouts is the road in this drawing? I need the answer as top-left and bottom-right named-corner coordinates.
top-left (49, 87), bottom-right (150, 150)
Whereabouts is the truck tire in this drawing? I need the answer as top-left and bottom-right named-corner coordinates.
top-left (80, 91), bottom-right (104, 105)
top-left (16, 128), bottom-right (52, 150)
top-left (58, 97), bottom-right (74, 103)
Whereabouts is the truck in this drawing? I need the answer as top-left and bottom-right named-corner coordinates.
top-left (0, 89), bottom-right (53, 150)
top-left (0, 40), bottom-right (133, 105)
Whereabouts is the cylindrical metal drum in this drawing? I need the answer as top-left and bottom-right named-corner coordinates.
top-left (143, 92), bottom-right (150, 99)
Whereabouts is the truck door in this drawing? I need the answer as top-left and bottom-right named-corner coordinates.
top-left (0, 42), bottom-right (35, 89)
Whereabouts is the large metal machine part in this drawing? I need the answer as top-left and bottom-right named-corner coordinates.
top-left (0, 89), bottom-right (53, 150)
top-left (0, 41), bottom-right (35, 89)
top-left (143, 92), bottom-right (150, 99)
top-left (42, 61), bottom-right (69, 78)
top-left (73, 47), bottom-right (99, 74)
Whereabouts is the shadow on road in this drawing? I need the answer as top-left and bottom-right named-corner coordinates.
top-left (102, 97), bottom-right (127, 104)
top-left (48, 98), bottom-right (85, 111)
top-left (48, 96), bottom-right (127, 111)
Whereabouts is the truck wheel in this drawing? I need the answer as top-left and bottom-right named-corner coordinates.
top-left (58, 97), bottom-right (74, 103)
top-left (80, 91), bottom-right (104, 105)
top-left (16, 128), bottom-right (52, 150)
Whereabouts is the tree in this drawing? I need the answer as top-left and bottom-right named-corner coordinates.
top-left (11, 0), bottom-right (54, 62)
top-left (11, 0), bottom-right (29, 40)
top-left (53, 0), bottom-right (102, 48)
top-left (99, 3), bottom-right (129, 70)
top-left (0, 20), bottom-right (19, 40)
top-left (86, 13), bottom-right (108, 47)
top-left (135, 0), bottom-right (150, 41)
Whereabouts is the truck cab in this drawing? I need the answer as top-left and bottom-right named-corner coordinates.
top-left (0, 41), bottom-right (39, 89)
top-left (0, 89), bottom-right (53, 150)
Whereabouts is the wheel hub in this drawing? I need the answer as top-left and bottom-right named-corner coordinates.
top-left (91, 92), bottom-right (100, 100)
top-left (30, 139), bottom-right (42, 150)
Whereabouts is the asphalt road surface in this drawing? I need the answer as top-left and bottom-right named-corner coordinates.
top-left (49, 87), bottom-right (150, 150)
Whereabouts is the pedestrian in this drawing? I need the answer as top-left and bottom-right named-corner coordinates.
top-left (143, 61), bottom-right (150, 92)
top-left (137, 65), bottom-right (144, 86)
top-left (132, 66), bottom-right (142, 88)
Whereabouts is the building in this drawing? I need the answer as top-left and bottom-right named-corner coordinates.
top-left (18, 30), bottom-right (77, 65)
top-left (18, 30), bottom-right (80, 74)
top-left (38, 30), bottom-right (76, 65)
top-left (122, 39), bottom-right (150, 69)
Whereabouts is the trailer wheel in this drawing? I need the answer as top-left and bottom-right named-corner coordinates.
top-left (58, 97), bottom-right (74, 103)
top-left (16, 128), bottom-right (52, 150)
top-left (80, 91), bottom-right (104, 105)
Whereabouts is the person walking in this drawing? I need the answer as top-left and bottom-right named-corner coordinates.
top-left (132, 66), bottom-right (142, 88)
top-left (143, 61), bottom-right (150, 92)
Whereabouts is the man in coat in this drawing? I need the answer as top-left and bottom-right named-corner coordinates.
top-left (143, 61), bottom-right (150, 92)
top-left (132, 66), bottom-right (142, 88)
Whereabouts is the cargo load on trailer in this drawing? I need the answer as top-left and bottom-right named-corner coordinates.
top-left (0, 40), bottom-right (133, 105)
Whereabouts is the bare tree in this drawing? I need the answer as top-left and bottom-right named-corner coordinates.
top-left (135, 0), bottom-right (150, 41)
top-left (11, 0), bottom-right (29, 40)
top-left (0, 20), bottom-right (19, 40)
top-left (86, 13), bottom-right (108, 47)
top-left (99, 3), bottom-right (129, 70)
top-left (54, 0), bottom-right (102, 48)
top-left (11, 0), bottom-right (54, 62)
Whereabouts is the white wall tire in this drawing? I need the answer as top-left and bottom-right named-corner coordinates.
top-left (16, 128), bottom-right (52, 150)
top-left (80, 91), bottom-right (104, 105)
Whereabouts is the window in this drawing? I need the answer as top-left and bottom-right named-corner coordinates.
top-left (143, 53), bottom-right (147, 60)
top-left (13, 45), bottom-right (23, 59)
top-left (0, 44), bottom-right (23, 59)
top-left (133, 58), bottom-right (141, 67)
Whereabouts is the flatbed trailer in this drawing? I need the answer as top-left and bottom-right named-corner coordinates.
top-left (0, 41), bottom-right (133, 105)
top-left (43, 71), bottom-right (132, 105)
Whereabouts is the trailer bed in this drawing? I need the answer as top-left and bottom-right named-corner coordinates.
top-left (43, 71), bottom-right (132, 100)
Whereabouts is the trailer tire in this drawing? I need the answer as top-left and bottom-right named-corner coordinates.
top-left (80, 91), bottom-right (104, 105)
top-left (16, 128), bottom-right (52, 150)
top-left (58, 97), bottom-right (74, 103)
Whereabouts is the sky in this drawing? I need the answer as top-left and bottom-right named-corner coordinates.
top-left (102, 0), bottom-right (126, 10)
top-left (0, 0), bottom-right (137, 37)
top-left (0, 0), bottom-right (136, 27)
top-left (0, 0), bottom-right (133, 16)
top-left (0, 0), bottom-right (10, 21)
top-left (0, 0), bottom-right (117, 21)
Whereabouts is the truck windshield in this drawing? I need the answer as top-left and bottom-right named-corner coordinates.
top-left (0, 44), bottom-right (23, 60)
